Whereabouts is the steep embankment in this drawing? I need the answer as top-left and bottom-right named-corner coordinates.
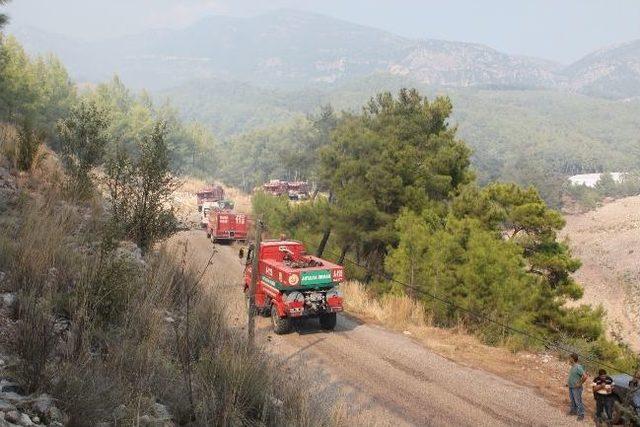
top-left (561, 195), bottom-right (640, 350)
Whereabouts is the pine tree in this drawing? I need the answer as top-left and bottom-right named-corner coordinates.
top-left (105, 121), bottom-right (179, 253)
top-left (57, 100), bottom-right (111, 196)
top-left (0, 0), bottom-right (10, 30)
top-left (320, 89), bottom-right (472, 276)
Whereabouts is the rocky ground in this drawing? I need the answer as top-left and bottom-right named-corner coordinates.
top-left (0, 165), bottom-right (176, 427)
top-left (0, 168), bottom-right (66, 427)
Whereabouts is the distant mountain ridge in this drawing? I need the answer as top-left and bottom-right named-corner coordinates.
top-left (8, 9), bottom-right (640, 98)
top-left (563, 39), bottom-right (640, 99)
top-left (389, 39), bottom-right (562, 89)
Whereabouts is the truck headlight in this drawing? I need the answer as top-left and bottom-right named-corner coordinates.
top-left (285, 291), bottom-right (304, 304)
top-left (326, 289), bottom-right (342, 300)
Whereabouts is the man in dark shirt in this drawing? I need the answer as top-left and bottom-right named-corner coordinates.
top-left (592, 368), bottom-right (615, 421)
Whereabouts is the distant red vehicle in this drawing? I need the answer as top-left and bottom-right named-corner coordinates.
top-left (200, 200), bottom-right (235, 228)
top-left (241, 240), bottom-right (344, 333)
top-left (206, 211), bottom-right (249, 243)
top-left (196, 185), bottom-right (224, 212)
top-left (287, 181), bottom-right (310, 200)
top-left (263, 180), bottom-right (288, 196)
top-left (262, 180), bottom-right (310, 200)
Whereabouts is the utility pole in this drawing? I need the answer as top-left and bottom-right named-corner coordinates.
top-left (248, 218), bottom-right (262, 346)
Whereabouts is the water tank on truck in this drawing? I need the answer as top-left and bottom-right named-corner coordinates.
top-left (240, 240), bottom-right (345, 334)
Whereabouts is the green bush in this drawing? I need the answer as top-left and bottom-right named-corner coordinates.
top-left (16, 121), bottom-right (45, 172)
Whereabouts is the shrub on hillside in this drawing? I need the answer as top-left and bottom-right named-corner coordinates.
top-left (12, 292), bottom-right (56, 392)
top-left (16, 121), bottom-right (45, 172)
top-left (104, 121), bottom-right (179, 253)
top-left (57, 99), bottom-right (111, 197)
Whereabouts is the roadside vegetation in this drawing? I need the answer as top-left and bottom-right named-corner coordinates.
top-left (0, 30), bottom-right (343, 426)
top-left (252, 90), bottom-right (639, 373)
top-left (165, 74), bottom-right (640, 208)
top-left (565, 172), bottom-right (640, 211)
top-left (0, 157), bottom-right (341, 425)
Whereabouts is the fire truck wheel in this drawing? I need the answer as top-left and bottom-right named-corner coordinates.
top-left (260, 305), bottom-right (271, 317)
top-left (271, 306), bottom-right (292, 334)
top-left (319, 313), bottom-right (337, 330)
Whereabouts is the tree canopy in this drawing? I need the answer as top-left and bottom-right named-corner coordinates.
top-left (0, 0), bottom-right (10, 30)
top-left (254, 88), bottom-right (616, 355)
top-left (0, 36), bottom-right (76, 137)
top-left (318, 89), bottom-right (472, 275)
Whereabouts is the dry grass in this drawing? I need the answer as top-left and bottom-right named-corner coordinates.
top-left (0, 159), bottom-right (343, 426)
top-left (0, 123), bottom-right (19, 169)
top-left (0, 123), bottom-right (49, 174)
top-left (179, 176), bottom-right (206, 195)
top-left (342, 281), bottom-right (429, 330)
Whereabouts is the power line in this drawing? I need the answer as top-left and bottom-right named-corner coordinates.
top-left (294, 236), bottom-right (636, 377)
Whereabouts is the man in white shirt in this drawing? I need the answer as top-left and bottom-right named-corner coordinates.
top-left (592, 368), bottom-right (615, 421)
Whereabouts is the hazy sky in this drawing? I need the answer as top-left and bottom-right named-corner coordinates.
top-left (5, 0), bottom-right (640, 63)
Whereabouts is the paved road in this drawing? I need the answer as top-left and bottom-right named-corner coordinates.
top-left (174, 230), bottom-right (584, 426)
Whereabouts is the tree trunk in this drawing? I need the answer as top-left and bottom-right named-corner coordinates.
top-left (316, 228), bottom-right (331, 257)
top-left (338, 244), bottom-right (350, 265)
top-left (315, 191), bottom-right (333, 257)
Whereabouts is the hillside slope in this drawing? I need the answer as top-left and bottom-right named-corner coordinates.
top-left (564, 40), bottom-right (640, 99)
top-left (160, 76), bottom-right (640, 201)
top-left (561, 196), bottom-right (640, 350)
top-left (12, 10), bottom-right (640, 99)
top-left (9, 10), bottom-right (561, 91)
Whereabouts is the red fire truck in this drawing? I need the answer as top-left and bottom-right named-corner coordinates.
top-left (262, 180), bottom-right (310, 200)
top-left (241, 240), bottom-right (344, 334)
top-left (196, 185), bottom-right (224, 212)
top-left (262, 180), bottom-right (288, 196)
top-left (206, 211), bottom-right (249, 243)
top-left (286, 181), bottom-right (310, 200)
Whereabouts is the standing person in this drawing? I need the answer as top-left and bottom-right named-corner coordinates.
top-left (567, 353), bottom-right (588, 421)
top-left (592, 369), bottom-right (615, 422)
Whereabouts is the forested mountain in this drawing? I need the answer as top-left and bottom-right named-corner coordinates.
top-left (7, 10), bottom-right (563, 91)
top-left (9, 11), bottom-right (412, 90)
top-left (9, 10), bottom-right (640, 206)
top-left (158, 73), bottom-right (640, 204)
top-left (563, 39), bottom-right (640, 99)
top-left (10, 9), bottom-right (640, 99)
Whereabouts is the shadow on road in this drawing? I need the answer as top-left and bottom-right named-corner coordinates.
top-left (292, 313), bottom-right (358, 335)
top-left (279, 337), bottom-right (326, 364)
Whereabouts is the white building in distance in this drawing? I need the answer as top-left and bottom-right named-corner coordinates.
top-left (568, 173), bottom-right (624, 188)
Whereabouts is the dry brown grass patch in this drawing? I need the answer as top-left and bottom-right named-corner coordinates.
top-left (342, 281), bottom-right (429, 329)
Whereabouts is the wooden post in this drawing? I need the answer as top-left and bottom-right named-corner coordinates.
top-left (248, 219), bottom-right (262, 346)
